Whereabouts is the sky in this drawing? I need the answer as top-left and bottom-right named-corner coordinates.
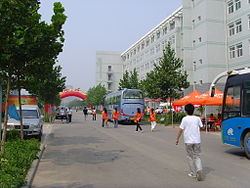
top-left (39, 0), bottom-right (181, 92)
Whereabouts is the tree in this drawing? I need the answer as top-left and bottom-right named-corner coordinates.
top-left (141, 42), bottom-right (189, 100)
top-left (118, 69), bottom-right (140, 90)
top-left (0, 0), bottom-right (66, 153)
top-left (86, 84), bottom-right (107, 106)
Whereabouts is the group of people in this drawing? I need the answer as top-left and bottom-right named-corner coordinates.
top-left (82, 106), bottom-right (97, 121)
top-left (101, 104), bottom-right (205, 181)
top-left (101, 107), bottom-right (157, 132)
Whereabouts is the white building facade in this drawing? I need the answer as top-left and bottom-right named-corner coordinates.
top-left (96, 0), bottom-right (250, 93)
top-left (96, 51), bottom-right (123, 92)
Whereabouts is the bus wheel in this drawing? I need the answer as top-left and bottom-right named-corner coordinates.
top-left (243, 132), bottom-right (250, 159)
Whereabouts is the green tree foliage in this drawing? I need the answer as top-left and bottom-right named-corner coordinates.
top-left (86, 84), bottom-right (107, 106)
top-left (68, 99), bottom-right (86, 108)
top-left (141, 43), bottom-right (189, 100)
top-left (118, 69), bottom-right (139, 90)
top-left (0, 0), bottom-right (67, 153)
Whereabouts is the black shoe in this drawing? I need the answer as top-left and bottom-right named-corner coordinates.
top-left (196, 170), bottom-right (204, 181)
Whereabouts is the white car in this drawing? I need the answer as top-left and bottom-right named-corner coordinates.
top-left (7, 105), bottom-right (43, 140)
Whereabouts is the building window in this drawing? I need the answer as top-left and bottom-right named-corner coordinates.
top-left (146, 40), bottom-right (150, 46)
top-left (229, 45), bottom-right (236, 59)
top-left (228, 1), bottom-right (234, 14)
top-left (137, 46), bottom-right (140, 52)
top-left (235, 0), bottom-right (241, 11)
top-left (170, 21), bottom-right (175, 30)
top-left (163, 26), bottom-right (167, 35)
top-left (198, 16), bottom-right (201, 21)
top-left (151, 35), bottom-right (155, 43)
top-left (235, 19), bottom-right (242, 33)
top-left (156, 31), bottom-right (161, 39)
top-left (199, 59), bottom-right (203, 64)
top-left (248, 14), bottom-right (250, 29)
top-left (193, 40), bottom-right (196, 47)
top-left (108, 65), bottom-right (112, 71)
top-left (199, 80), bottom-right (203, 85)
top-left (236, 43), bottom-right (243, 57)
top-left (193, 61), bottom-right (196, 71)
top-left (198, 37), bottom-right (202, 42)
top-left (108, 74), bottom-right (112, 81)
top-left (108, 83), bottom-right (112, 90)
top-left (141, 43), bottom-right (145, 50)
top-left (228, 23), bottom-right (235, 36)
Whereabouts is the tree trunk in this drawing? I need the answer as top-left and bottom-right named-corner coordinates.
top-left (0, 77), bottom-right (11, 154)
top-left (18, 88), bottom-right (24, 139)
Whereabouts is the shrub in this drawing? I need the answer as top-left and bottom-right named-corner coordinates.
top-left (6, 129), bottom-right (20, 141)
top-left (0, 139), bottom-right (40, 187)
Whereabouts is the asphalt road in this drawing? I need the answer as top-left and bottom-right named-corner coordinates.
top-left (32, 112), bottom-right (250, 188)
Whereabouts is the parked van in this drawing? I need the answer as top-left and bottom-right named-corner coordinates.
top-left (7, 105), bottom-right (43, 140)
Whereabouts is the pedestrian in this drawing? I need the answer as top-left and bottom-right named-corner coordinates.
top-left (176, 104), bottom-right (204, 181)
top-left (112, 108), bottom-right (119, 128)
top-left (92, 107), bottom-right (97, 121)
top-left (67, 107), bottom-right (73, 123)
top-left (135, 108), bottom-right (143, 132)
top-left (102, 108), bottom-right (108, 127)
top-left (83, 107), bottom-right (88, 120)
top-left (149, 108), bottom-right (157, 131)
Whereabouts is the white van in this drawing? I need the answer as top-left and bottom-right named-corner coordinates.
top-left (7, 105), bottom-right (43, 140)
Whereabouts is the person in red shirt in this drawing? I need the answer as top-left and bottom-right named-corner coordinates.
top-left (149, 108), bottom-right (157, 131)
top-left (112, 108), bottom-right (119, 128)
top-left (102, 108), bottom-right (108, 127)
top-left (135, 108), bottom-right (143, 132)
top-left (208, 113), bottom-right (217, 130)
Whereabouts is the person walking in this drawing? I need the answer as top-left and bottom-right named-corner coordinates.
top-left (176, 104), bottom-right (204, 181)
top-left (92, 107), bottom-right (97, 121)
top-left (135, 108), bottom-right (143, 132)
top-left (83, 107), bottom-right (88, 120)
top-left (102, 108), bottom-right (108, 127)
top-left (112, 108), bottom-right (119, 128)
top-left (149, 108), bottom-right (157, 131)
top-left (67, 108), bottom-right (73, 123)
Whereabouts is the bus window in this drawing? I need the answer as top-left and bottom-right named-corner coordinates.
top-left (243, 90), bottom-right (250, 115)
top-left (123, 90), bottom-right (143, 99)
top-left (224, 85), bottom-right (241, 119)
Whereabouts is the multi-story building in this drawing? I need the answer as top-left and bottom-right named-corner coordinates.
top-left (121, 7), bottom-right (183, 81)
top-left (96, 51), bottom-right (122, 92)
top-left (96, 0), bottom-right (250, 94)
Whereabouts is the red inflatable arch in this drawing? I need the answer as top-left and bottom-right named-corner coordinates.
top-left (59, 89), bottom-right (87, 100)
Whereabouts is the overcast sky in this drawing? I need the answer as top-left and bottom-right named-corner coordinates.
top-left (39, 0), bottom-right (181, 92)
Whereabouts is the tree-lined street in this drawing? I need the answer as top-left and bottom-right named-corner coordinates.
top-left (32, 112), bottom-right (250, 188)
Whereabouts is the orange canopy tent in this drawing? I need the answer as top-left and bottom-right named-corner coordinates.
top-left (198, 88), bottom-right (224, 106)
top-left (172, 90), bottom-right (204, 107)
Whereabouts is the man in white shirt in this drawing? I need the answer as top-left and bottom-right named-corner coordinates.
top-left (176, 104), bottom-right (204, 181)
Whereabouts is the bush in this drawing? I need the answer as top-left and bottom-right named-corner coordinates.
top-left (6, 130), bottom-right (20, 140)
top-left (154, 112), bottom-right (186, 125)
top-left (0, 139), bottom-right (40, 187)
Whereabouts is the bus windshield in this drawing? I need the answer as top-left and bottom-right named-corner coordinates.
top-left (123, 90), bottom-right (143, 99)
top-left (223, 85), bottom-right (241, 119)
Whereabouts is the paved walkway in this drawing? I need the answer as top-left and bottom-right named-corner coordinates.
top-left (32, 112), bottom-right (249, 188)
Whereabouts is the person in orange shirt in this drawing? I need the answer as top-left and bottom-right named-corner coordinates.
top-left (149, 108), bottom-right (157, 131)
top-left (112, 108), bottom-right (119, 128)
top-left (135, 108), bottom-right (143, 132)
top-left (102, 108), bottom-right (108, 127)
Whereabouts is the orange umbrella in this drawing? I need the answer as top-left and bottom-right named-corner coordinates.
top-left (199, 88), bottom-right (224, 106)
top-left (172, 90), bottom-right (204, 106)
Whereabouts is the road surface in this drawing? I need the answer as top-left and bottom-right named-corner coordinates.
top-left (32, 112), bottom-right (250, 188)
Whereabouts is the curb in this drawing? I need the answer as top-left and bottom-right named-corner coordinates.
top-left (21, 143), bottom-right (46, 188)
